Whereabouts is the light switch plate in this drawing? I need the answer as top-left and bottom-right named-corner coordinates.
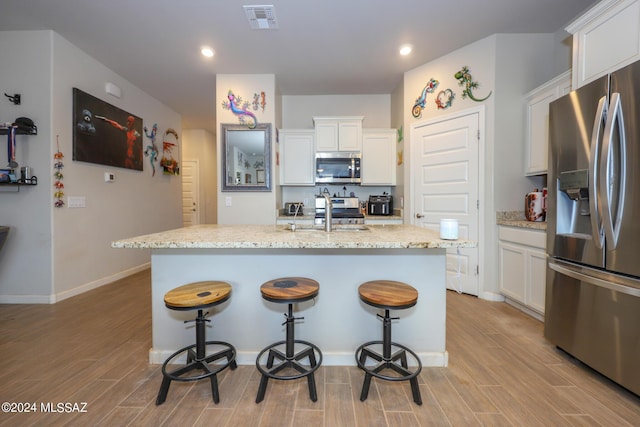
top-left (68, 196), bottom-right (86, 208)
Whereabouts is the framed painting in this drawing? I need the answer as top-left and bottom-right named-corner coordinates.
top-left (73, 88), bottom-right (143, 171)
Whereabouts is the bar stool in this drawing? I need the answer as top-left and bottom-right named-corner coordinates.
top-left (355, 280), bottom-right (422, 405)
top-left (156, 281), bottom-right (237, 405)
top-left (255, 277), bottom-right (322, 404)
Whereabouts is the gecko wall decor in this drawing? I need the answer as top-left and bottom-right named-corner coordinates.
top-left (454, 65), bottom-right (492, 102)
top-left (222, 90), bottom-right (258, 128)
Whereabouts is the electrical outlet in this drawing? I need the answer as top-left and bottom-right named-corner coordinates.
top-left (225, 197), bottom-right (232, 207)
top-left (104, 172), bottom-right (115, 182)
top-left (68, 196), bottom-right (86, 208)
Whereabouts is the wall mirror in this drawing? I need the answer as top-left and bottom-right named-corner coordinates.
top-left (221, 123), bottom-right (272, 192)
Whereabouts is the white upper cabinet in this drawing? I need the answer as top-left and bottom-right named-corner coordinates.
top-left (313, 116), bottom-right (363, 152)
top-left (279, 129), bottom-right (315, 186)
top-left (567, 0), bottom-right (640, 88)
top-left (524, 71), bottom-right (571, 175)
top-left (361, 129), bottom-right (396, 185)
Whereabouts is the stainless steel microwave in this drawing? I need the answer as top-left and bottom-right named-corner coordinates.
top-left (315, 152), bottom-right (361, 184)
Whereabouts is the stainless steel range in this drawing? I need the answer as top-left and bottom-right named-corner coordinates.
top-left (314, 196), bottom-right (364, 225)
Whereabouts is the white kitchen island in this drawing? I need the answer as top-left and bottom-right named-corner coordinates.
top-left (112, 224), bottom-right (475, 366)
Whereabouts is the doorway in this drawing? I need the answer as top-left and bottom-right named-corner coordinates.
top-left (411, 110), bottom-right (481, 295)
top-left (182, 159), bottom-right (200, 226)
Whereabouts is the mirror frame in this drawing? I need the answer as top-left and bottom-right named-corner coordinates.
top-left (221, 123), bottom-right (272, 192)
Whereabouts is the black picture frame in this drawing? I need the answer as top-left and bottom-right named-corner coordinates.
top-left (72, 88), bottom-right (143, 171)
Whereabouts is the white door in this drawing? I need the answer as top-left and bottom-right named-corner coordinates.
top-left (412, 112), bottom-right (480, 295)
top-left (182, 159), bottom-right (199, 226)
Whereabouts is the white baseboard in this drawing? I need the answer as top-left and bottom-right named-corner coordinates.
top-left (480, 291), bottom-right (506, 302)
top-left (504, 297), bottom-right (544, 322)
top-left (0, 263), bottom-right (150, 304)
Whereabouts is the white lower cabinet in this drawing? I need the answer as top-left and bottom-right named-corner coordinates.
top-left (498, 226), bottom-right (547, 318)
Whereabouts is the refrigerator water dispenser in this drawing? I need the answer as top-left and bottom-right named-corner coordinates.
top-left (557, 169), bottom-right (592, 236)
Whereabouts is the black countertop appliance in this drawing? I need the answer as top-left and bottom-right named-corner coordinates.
top-left (368, 195), bottom-right (393, 216)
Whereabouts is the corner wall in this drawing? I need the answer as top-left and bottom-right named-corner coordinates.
top-left (0, 30), bottom-right (183, 303)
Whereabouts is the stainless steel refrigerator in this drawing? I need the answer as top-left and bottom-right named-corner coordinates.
top-left (546, 60), bottom-right (640, 396)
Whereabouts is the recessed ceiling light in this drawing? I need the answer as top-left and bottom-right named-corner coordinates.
top-left (399, 45), bottom-right (413, 56)
top-left (201, 47), bottom-right (215, 58)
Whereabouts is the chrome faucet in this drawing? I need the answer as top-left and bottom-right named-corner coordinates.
top-left (289, 203), bottom-right (302, 231)
top-left (323, 193), bottom-right (333, 232)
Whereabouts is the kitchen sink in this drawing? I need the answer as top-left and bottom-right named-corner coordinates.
top-left (332, 225), bottom-right (369, 231)
top-left (283, 224), bottom-right (369, 232)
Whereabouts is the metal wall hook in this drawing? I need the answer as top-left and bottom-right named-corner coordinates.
top-left (4, 93), bottom-right (21, 105)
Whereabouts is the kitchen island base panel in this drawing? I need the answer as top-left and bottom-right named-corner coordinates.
top-left (149, 248), bottom-right (447, 367)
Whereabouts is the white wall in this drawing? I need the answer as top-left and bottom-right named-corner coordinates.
top-left (0, 30), bottom-right (183, 303)
top-left (282, 95), bottom-right (390, 129)
top-left (0, 31), bottom-right (53, 301)
top-left (216, 74), bottom-right (277, 224)
top-left (403, 34), bottom-right (556, 299)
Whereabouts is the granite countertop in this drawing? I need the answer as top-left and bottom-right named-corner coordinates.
top-left (496, 211), bottom-right (547, 231)
top-left (112, 224), bottom-right (476, 250)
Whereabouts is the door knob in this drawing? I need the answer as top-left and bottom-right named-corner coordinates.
top-left (416, 213), bottom-right (424, 218)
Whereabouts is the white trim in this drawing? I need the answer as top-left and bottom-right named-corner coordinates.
top-left (504, 297), bottom-right (544, 322)
top-left (565, 0), bottom-right (627, 34)
top-left (0, 262), bottom-right (150, 304)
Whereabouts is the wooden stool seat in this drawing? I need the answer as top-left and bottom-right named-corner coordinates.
top-left (164, 281), bottom-right (231, 310)
top-left (358, 280), bottom-right (418, 309)
top-left (260, 277), bottom-right (319, 303)
top-left (356, 280), bottom-right (422, 405)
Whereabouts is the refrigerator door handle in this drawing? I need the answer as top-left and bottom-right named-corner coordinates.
top-left (600, 92), bottom-right (627, 250)
top-left (549, 259), bottom-right (640, 297)
top-left (589, 96), bottom-right (607, 249)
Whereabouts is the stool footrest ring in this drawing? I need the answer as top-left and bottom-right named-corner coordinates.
top-left (355, 340), bottom-right (422, 405)
top-left (156, 341), bottom-right (237, 406)
top-left (255, 339), bottom-right (322, 404)
top-left (256, 339), bottom-right (322, 380)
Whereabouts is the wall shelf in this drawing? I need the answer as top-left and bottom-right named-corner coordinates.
top-left (0, 125), bottom-right (37, 136)
top-left (0, 180), bottom-right (37, 192)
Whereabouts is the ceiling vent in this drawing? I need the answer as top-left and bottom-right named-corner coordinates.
top-left (243, 5), bottom-right (278, 30)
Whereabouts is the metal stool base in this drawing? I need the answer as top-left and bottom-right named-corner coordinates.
top-left (255, 301), bottom-right (322, 404)
top-left (156, 340), bottom-right (237, 405)
top-left (356, 340), bottom-right (422, 405)
top-left (255, 339), bottom-right (322, 403)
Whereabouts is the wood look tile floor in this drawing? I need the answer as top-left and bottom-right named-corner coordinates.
top-left (0, 269), bottom-right (638, 426)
